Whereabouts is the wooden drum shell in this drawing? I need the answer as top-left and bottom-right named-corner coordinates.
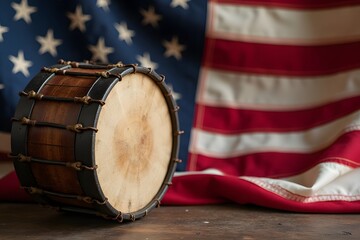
top-left (11, 63), bottom-right (180, 221)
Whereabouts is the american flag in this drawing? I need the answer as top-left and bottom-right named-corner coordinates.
top-left (1, 0), bottom-right (360, 213)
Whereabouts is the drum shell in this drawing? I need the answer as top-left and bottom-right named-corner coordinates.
top-left (11, 63), bottom-right (180, 221)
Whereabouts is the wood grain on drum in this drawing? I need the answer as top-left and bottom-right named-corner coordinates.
top-left (27, 69), bottom-right (100, 206)
top-left (95, 72), bottom-right (173, 213)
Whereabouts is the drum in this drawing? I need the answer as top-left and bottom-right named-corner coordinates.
top-left (10, 60), bottom-right (182, 222)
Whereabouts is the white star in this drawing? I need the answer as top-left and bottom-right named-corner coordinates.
top-left (114, 22), bottom-right (135, 45)
top-left (88, 37), bottom-right (114, 63)
top-left (163, 36), bottom-right (186, 60)
top-left (168, 84), bottom-right (182, 101)
top-left (140, 6), bottom-right (162, 28)
top-left (11, 0), bottom-right (37, 24)
top-left (97, 0), bottom-right (111, 11)
top-left (0, 25), bottom-right (9, 42)
top-left (136, 52), bottom-right (158, 70)
top-left (67, 5), bottom-right (91, 32)
top-left (9, 50), bottom-right (33, 77)
top-left (36, 29), bottom-right (62, 57)
top-left (170, 0), bottom-right (190, 9)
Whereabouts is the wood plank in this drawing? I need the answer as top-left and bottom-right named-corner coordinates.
top-left (0, 203), bottom-right (358, 239)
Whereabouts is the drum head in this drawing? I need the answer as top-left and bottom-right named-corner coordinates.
top-left (95, 72), bottom-right (173, 213)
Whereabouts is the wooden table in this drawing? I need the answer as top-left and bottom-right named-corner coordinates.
top-left (0, 203), bottom-right (358, 239)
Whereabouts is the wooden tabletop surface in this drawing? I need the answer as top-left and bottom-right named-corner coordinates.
top-left (0, 203), bottom-right (359, 239)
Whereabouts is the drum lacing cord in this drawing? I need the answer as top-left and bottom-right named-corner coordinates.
top-left (58, 59), bottom-right (80, 68)
top-left (11, 116), bottom-right (36, 126)
top-left (73, 96), bottom-right (105, 105)
top-left (19, 90), bottom-right (44, 100)
top-left (65, 162), bottom-right (98, 171)
top-left (147, 67), bottom-right (165, 84)
top-left (66, 123), bottom-right (98, 133)
top-left (19, 90), bottom-right (106, 106)
top-left (172, 106), bottom-right (180, 112)
top-left (77, 196), bottom-right (108, 205)
top-left (125, 63), bottom-right (137, 73)
top-left (155, 199), bottom-right (161, 208)
top-left (59, 59), bottom-right (124, 69)
top-left (107, 62), bottom-right (125, 68)
top-left (174, 158), bottom-right (182, 163)
top-left (59, 59), bottom-right (137, 71)
top-left (42, 67), bottom-right (67, 75)
top-left (9, 153), bottom-right (98, 171)
top-left (42, 67), bottom-right (122, 79)
top-left (8, 153), bottom-right (31, 162)
top-left (95, 71), bottom-right (112, 78)
top-left (21, 186), bottom-right (108, 205)
top-left (11, 117), bottom-right (98, 133)
top-left (157, 74), bottom-right (166, 84)
top-left (99, 212), bottom-right (124, 223)
top-left (174, 130), bottom-right (185, 136)
top-left (101, 211), bottom-right (139, 222)
top-left (127, 214), bottom-right (135, 222)
top-left (22, 186), bottom-right (44, 194)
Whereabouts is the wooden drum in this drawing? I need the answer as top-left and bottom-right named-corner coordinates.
top-left (10, 60), bottom-right (182, 222)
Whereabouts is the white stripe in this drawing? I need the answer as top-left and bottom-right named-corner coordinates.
top-left (198, 68), bottom-right (360, 110)
top-left (190, 110), bottom-right (360, 158)
top-left (208, 2), bottom-right (360, 45)
top-left (174, 168), bottom-right (225, 177)
top-left (242, 162), bottom-right (360, 202)
top-left (0, 132), bottom-right (10, 153)
top-left (173, 163), bottom-right (360, 202)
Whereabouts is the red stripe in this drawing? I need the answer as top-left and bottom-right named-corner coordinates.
top-left (188, 131), bottom-right (360, 177)
top-left (0, 171), bottom-right (30, 202)
top-left (212, 0), bottom-right (360, 9)
top-left (182, 0), bottom-right (360, 211)
top-left (203, 39), bottom-right (360, 76)
top-left (195, 96), bottom-right (360, 134)
top-left (0, 152), bottom-right (30, 202)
